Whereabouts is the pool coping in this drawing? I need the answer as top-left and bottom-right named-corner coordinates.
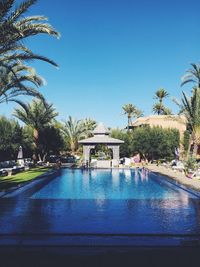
top-left (0, 233), bottom-right (200, 247)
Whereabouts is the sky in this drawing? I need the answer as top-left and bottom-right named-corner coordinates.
top-left (2, 0), bottom-right (200, 128)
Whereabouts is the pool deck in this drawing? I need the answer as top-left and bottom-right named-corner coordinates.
top-left (0, 246), bottom-right (200, 267)
top-left (147, 164), bottom-right (200, 192)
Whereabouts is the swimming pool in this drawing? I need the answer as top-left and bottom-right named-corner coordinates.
top-left (0, 168), bottom-right (200, 246)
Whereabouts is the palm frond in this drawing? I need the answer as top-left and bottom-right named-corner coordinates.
top-left (0, 0), bottom-right (14, 20)
top-left (7, 0), bottom-right (37, 22)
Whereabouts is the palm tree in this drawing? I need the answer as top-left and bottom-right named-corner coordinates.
top-left (0, 0), bottom-right (60, 104)
top-left (0, 61), bottom-right (45, 104)
top-left (152, 103), bottom-right (172, 115)
top-left (82, 118), bottom-right (97, 137)
top-left (181, 88), bottom-right (200, 157)
top-left (62, 116), bottom-right (86, 154)
top-left (0, 0), bottom-right (60, 65)
top-left (153, 88), bottom-right (169, 115)
top-left (122, 104), bottom-right (142, 130)
top-left (13, 99), bottom-right (58, 158)
top-left (180, 63), bottom-right (200, 157)
top-left (181, 63), bottom-right (200, 89)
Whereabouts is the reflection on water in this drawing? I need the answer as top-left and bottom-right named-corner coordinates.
top-left (124, 169), bottom-right (131, 182)
top-left (29, 168), bottom-right (196, 201)
top-left (140, 168), bottom-right (149, 182)
top-left (111, 169), bottom-right (120, 187)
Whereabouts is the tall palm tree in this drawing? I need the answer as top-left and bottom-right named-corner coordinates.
top-left (0, 0), bottom-right (60, 104)
top-left (0, 61), bottom-right (45, 104)
top-left (0, 0), bottom-right (60, 65)
top-left (181, 63), bottom-right (200, 89)
top-left (62, 116), bottom-right (86, 154)
top-left (13, 99), bottom-right (58, 158)
top-left (122, 104), bottom-right (142, 130)
top-left (153, 88), bottom-right (169, 115)
top-left (181, 88), bottom-right (200, 157)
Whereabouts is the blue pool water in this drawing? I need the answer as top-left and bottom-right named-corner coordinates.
top-left (31, 168), bottom-right (195, 200)
top-left (0, 168), bottom-right (200, 245)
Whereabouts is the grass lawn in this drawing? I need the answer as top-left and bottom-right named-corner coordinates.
top-left (0, 167), bottom-right (51, 191)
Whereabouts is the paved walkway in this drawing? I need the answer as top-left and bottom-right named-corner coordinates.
top-left (147, 164), bottom-right (200, 192)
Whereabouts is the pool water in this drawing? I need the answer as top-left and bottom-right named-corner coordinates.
top-left (0, 168), bottom-right (200, 245)
top-left (31, 168), bottom-right (193, 200)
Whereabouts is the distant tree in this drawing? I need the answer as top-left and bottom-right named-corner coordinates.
top-left (181, 88), bottom-right (200, 157)
top-left (130, 126), bottom-right (179, 160)
top-left (13, 99), bottom-right (58, 159)
top-left (62, 116), bottom-right (86, 154)
top-left (130, 126), bottom-right (152, 159)
top-left (38, 126), bottom-right (65, 161)
top-left (122, 103), bottom-right (142, 130)
top-left (111, 128), bottom-right (132, 157)
top-left (181, 63), bottom-right (200, 89)
top-left (162, 107), bottom-right (173, 115)
top-left (0, 116), bottom-right (23, 161)
top-left (152, 88), bottom-right (170, 115)
top-left (152, 103), bottom-right (172, 115)
top-left (21, 125), bottom-right (35, 158)
top-left (82, 118), bottom-right (97, 137)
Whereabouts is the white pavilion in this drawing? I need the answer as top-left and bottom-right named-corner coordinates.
top-left (78, 123), bottom-right (124, 168)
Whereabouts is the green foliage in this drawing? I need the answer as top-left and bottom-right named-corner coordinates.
top-left (90, 144), bottom-right (112, 160)
top-left (122, 103), bottom-right (143, 129)
top-left (181, 88), bottom-right (200, 156)
top-left (21, 125), bottom-right (35, 157)
top-left (184, 156), bottom-right (197, 172)
top-left (38, 126), bottom-right (65, 158)
top-left (152, 88), bottom-right (171, 115)
top-left (131, 126), bottom-right (180, 160)
top-left (181, 63), bottom-right (200, 88)
top-left (0, 62), bottom-right (45, 104)
top-left (111, 126), bottom-right (180, 160)
top-left (111, 128), bottom-right (132, 157)
top-left (0, 116), bottom-right (23, 161)
top-left (13, 99), bottom-right (58, 131)
top-left (62, 116), bottom-right (96, 154)
top-left (131, 126), bottom-right (152, 158)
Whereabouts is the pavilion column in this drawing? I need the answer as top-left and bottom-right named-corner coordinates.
top-left (82, 145), bottom-right (94, 165)
top-left (108, 145), bottom-right (120, 161)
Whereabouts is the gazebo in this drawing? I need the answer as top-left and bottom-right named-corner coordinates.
top-left (78, 123), bottom-right (124, 167)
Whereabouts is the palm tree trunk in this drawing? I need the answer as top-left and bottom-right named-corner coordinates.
top-left (33, 128), bottom-right (39, 146)
top-left (159, 99), bottom-right (162, 115)
top-left (128, 115), bottom-right (132, 131)
top-left (186, 135), bottom-right (192, 159)
top-left (71, 141), bottom-right (75, 155)
top-left (33, 128), bottom-right (40, 160)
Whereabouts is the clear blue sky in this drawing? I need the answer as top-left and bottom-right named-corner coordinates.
top-left (2, 0), bottom-right (200, 128)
